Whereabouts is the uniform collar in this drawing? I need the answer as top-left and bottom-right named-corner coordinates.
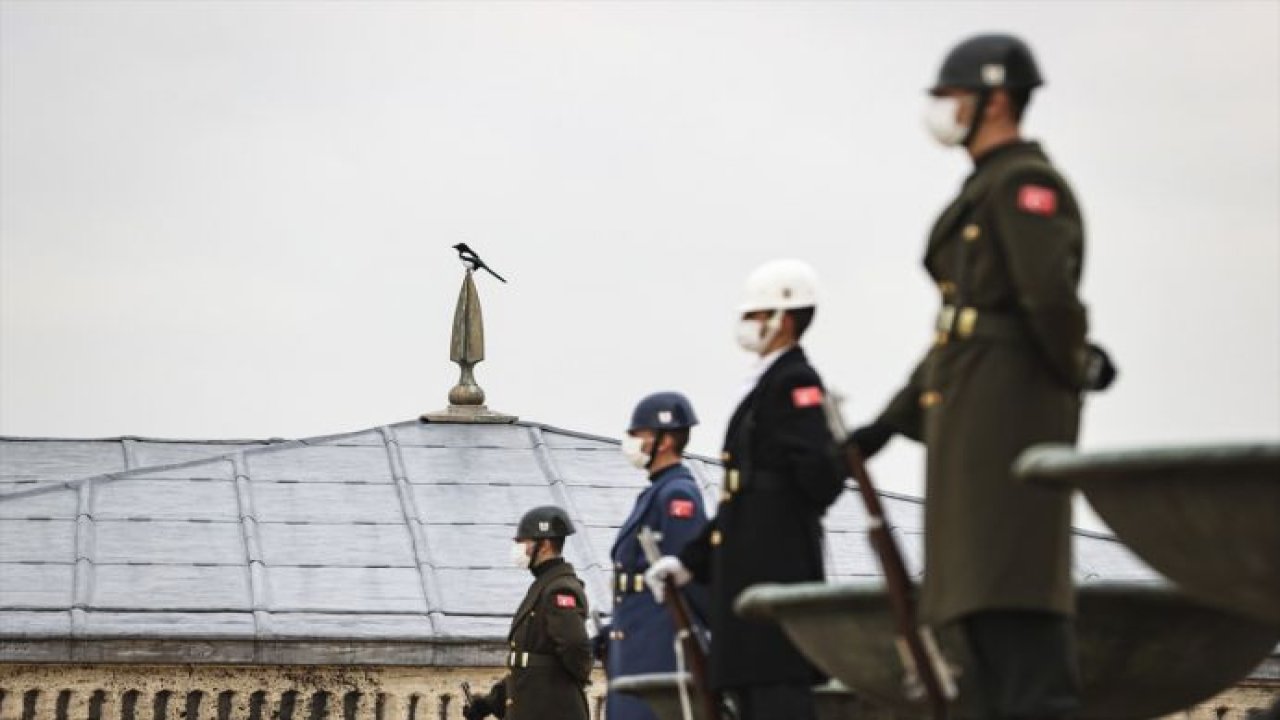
top-left (735, 344), bottom-right (794, 405)
top-left (648, 462), bottom-right (685, 484)
top-left (972, 139), bottom-right (1039, 172)
top-left (531, 555), bottom-right (566, 578)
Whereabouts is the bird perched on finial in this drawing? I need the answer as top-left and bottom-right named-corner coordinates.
top-left (452, 243), bottom-right (507, 283)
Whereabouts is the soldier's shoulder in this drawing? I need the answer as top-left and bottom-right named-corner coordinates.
top-left (654, 475), bottom-right (703, 520)
top-left (773, 356), bottom-right (825, 392)
top-left (989, 147), bottom-right (1076, 197)
top-left (543, 574), bottom-right (587, 611)
top-left (655, 466), bottom-right (700, 496)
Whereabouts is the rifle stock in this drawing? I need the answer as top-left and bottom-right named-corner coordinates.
top-left (638, 527), bottom-right (723, 720)
top-left (824, 397), bottom-right (956, 719)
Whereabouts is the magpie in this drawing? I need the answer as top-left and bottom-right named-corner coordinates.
top-left (452, 243), bottom-right (507, 283)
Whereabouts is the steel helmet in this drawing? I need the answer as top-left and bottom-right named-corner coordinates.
top-left (628, 392), bottom-right (699, 433)
top-left (515, 505), bottom-right (575, 540)
top-left (737, 259), bottom-right (820, 313)
top-left (930, 33), bottom-right (1044, 95)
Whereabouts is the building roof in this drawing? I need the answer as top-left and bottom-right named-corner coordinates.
top-left (0, 420), bottom-right (1157, 665)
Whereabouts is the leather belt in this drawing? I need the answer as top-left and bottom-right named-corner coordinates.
top-left (614, 571), bottom-right (647, 594)
top-left (506, 651), bottom-right (556, 668)
top-left (935, 305), bottom-right (1025, 344)
top-left (723, 468), bottom-right (790, 499)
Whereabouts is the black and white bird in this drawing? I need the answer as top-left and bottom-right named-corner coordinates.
top-left (452, 243), bottom-right (507, 283)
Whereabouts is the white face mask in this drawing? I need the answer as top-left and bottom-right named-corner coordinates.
top-left (621, 435), bottom-right (650, 469)
top-left (923, 96), bottom-right (970, 147)
top-left (735, 312), bottom-right (781, 354)
top-left (509, 541), bottom-right (532, 569)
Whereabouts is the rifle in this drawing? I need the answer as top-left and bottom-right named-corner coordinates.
top-left (637, 526), bottom-right (722, 720)
top-left (821, 393), bottom-right (957, 719)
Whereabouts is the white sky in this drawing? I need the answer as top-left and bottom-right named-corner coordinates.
top-left (2, 1), bottom-right (1278, 532)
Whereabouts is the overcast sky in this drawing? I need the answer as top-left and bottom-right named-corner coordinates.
top-left (2, 1), bottom-right (1277, 531)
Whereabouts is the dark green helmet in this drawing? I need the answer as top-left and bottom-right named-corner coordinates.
top-left (515, 505), bottom-right (575, 540)
top-left (930, 33), bottom-right (1043, 95)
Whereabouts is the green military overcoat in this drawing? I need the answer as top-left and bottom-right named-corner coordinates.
top-left (878, 141), bottom-right (1088, 625)
top-left (482, 558), bottom-right (593, 720)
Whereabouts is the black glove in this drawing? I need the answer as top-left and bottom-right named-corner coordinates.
top-left (848, 422), bottom-right (894, 460)
top-left (592, 624), bottom-right (610, 661)
top-left (463, 697), bottom-right (494, 720)
top-left (1083, 343), bottom-right (1118, 392)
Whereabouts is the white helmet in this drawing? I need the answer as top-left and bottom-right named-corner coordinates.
top-left (737, 259), bottom-right (820, 313)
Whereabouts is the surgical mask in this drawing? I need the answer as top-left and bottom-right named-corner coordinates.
top-left (509, 541), bottom-right (532, 569)
top-left (621, 435), bottom-right (650, 469)
top-left (735, 312), bottom-right (781, 354)
top-left (923, 96), bottom-right (970, 147)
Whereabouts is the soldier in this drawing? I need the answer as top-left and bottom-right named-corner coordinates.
top-left (848, 34), bottom-right (1111, 719)
top-left (602, 391), bottom-right (711, 720)
top-left (647, 259), bottom-right (845, 720)
top-left (463, 506), bottom-right (593, 720)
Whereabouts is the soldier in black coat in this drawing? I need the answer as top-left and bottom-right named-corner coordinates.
top-left (464, 506), bottom-right (593, 720)
top-left (647, 259), bottom-right (844, 720)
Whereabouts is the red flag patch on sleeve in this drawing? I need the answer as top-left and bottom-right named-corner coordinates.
top-left (1017, 184), bottom-right (1058, 216)
top-left (554, 593), bottom-right (578, 609)
top-left (791, 386), bottom-right (824, 408)
top-left (668, 498), bottom-right (695, 519)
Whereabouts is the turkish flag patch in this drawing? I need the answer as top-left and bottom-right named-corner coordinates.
top-left (1017, 184), bottom-right (1058, 216)
top-left (792, 386), bottom-right (824, 408)
top-left (554, 593), bottom-right (577, 609)
top-left (669, 498), bottom-right (695, 519)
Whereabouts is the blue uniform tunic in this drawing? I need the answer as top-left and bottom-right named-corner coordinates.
top-left (605, 463), bottom-right (710, 720)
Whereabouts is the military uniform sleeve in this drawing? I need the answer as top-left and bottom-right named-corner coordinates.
top-left (655, 483), bottom-right (708, 557)
top-left (544, 583), bottom-right (593, 684)
top-left (993, 169), bottom-right (1089, 388)
top-left (772, 366), bottom-right (845, 509)
top-left (875, 353), bottom-right (929, 443)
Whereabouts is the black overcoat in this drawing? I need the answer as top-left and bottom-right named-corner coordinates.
top-left (680, 346), bottom-right (844, 690)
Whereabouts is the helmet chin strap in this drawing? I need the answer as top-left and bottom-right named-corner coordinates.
top-left (760, 309), bottom-right (785, 352)
top-left (962, 89), bottom-right (992, 149)
top-left (645, 430), bottom-right (666, 472)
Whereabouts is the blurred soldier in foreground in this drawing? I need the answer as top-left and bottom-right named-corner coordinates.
top-left (600, 391), bottom-right (711, 720)
top-left (849, 33), bottom-right (1113, 719)
top-left (647, 259), bottom-right (845, 720)
top-left (463, 506), bottom-right (592, 720)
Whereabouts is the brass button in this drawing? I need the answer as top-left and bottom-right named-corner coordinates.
top-left (956, 308), bottom-right (978, 338)
top-left (710, 530), bottom-right (723, 546)
top-left (938, 280), bottom-right (956, 298)
top-left (721, 451), bottom-right (731, 462)
top-left (920, 391), bottom-right (942, 408)
top-left (963, 224), bottom-right (981, 242)
top-left (727, 469), bottom-right (740, 493)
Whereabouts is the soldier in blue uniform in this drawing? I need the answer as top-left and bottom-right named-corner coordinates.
top-left (602, 392), bottom-right (711, 720)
